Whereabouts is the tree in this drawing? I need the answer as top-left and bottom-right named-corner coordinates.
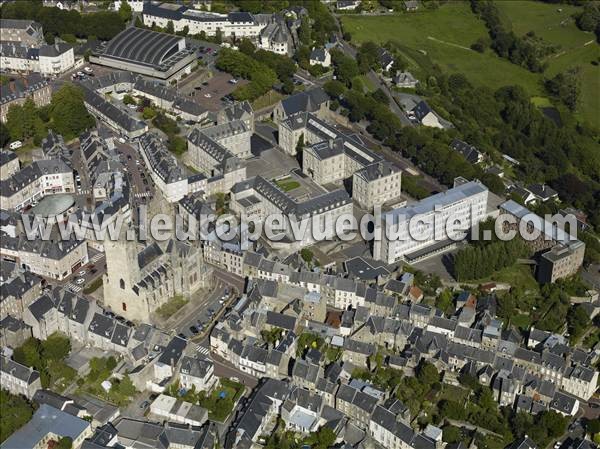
top-left (442, 425), bottom-right (462, 444)
top-left (238, 38), bottom-right (256, 56)
top-left (323, 79), bottom-right (346, 99)
top-left (357, 41), bottom-right (380, 73)
top-left (165, 20), bottom-right (174, 34)
top-left (545, 68), bottom-right (580, 111)
top-left (117, 0), bottom-right (132, 22)
top-left (298, 16), bottom-right (311, 45)
top-left (122, 94), bottom-right (136, 105)
top-left (13, 337), bottom-right (42, 370)
top-left (142, 107), bottom-right (156, 120)
top-left (567, 305), bottom-right (591, 343)
top-left (370, 88), bottom-right (389, 105)
top-left (41, 332), bottom-right (71, 361)
top-left (416, 360), bottom-right (439, 386)
top-left (435, 289), bottom-right (454, 315)
top-left (0, 390), bottom-right (34, 443)
top-left (215, 28), bottom-right (223, 44)
top-left (49, 83), bottom-right (95, 139)
top-left (331, 49), bottom-right (360, 86)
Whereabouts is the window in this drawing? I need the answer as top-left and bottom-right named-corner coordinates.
top-left (122, 302), bottom-right (127, 311)
top-left (120, 278), bottom-right (125, 289)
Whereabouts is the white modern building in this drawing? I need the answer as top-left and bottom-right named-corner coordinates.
top-left (143, 3), bottom-right (263, 39)
top-left (373, 180), bottom-right (489, 263)
top-left (0, 42), bottom-right (75, 77)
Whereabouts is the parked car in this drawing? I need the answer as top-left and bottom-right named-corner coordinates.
top-left (75, 278), bottom-right (85, 285)
top-left (9, 141), bottom-right (22, 150)
top-left (204, 93), bottom-right (212, 98)
top-left (189, 326), bottom-right (199, 334)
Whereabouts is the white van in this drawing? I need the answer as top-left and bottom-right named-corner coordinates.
top-left (9, 141), bottom-right (22, 150)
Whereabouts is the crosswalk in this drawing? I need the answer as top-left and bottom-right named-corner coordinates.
top-left (134, 192), bottom-right (152, 198)
top-left (66, 282), bottom-right (83, 293)
top-left (89, 253), bottom-right (105, 264)
top-left (196, 345), bottom-right (210, 356)
top-left (78, 188), bottom-right (91, 195)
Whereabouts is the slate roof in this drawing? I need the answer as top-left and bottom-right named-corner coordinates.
top-left (157, 336), bottom-right (187, 366)
top-left (280, 88), bottom-right (328, 116)
top-left (1, 355), bottom-right (40, 384)
top-left (1, 404), bottom-right (90, 449)
top-left (0, 73), bottom-right (48, 105)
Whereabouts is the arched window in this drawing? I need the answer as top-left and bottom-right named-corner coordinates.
top-left (120, 279), bottom-right (125, 289)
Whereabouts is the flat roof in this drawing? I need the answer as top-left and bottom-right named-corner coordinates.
top-left (385, 181), bottom-right (488, 223)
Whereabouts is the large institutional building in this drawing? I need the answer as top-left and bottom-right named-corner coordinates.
top-left (230, 175), bottom-right (353, 247)
top-left (103, 236), bottom-right (211, 322)
top-left (142, 2), bottom-right (264, 39)
top-left (374, 180), bottom-right (489, 264)
top-left (500, 200), bottom-right (585, 284)
top-left (279, 111), bottom-right (402, 210)
top-left (90, 27), bottom-right (199, 81)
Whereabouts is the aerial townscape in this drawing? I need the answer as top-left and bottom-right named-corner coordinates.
top-left (1, 1), bottom-right (600, 449)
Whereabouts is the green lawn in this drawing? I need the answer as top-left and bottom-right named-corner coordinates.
top-left (155, 295), bottom-right (188, 319)
top-left (474, 264), bottom-right (539, 294)
top-left (341, 1), bottom-right (599, 128)
top-left (274, 177), bottom-right (300, 192)
top-left (511, 313), bottom-right (532, 331)
top-left (251, 90), bottom-right (283, 110)
top-left (496, 0), bottom-right (599, 128)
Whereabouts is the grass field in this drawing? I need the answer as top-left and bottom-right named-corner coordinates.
top-left (341, 1), bottom-right (599, 128)
top-left (274, 176), bottom-right (301, 192)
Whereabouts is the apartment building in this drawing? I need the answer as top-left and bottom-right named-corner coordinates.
top-left (0, 151), bottom-right (20, 180)
top-left (179, 356), bottom-right (217, 392)
top-left (0, 41), bottom-right (75, 77)
top-left (0, 265), bottom-right (42, 320)
top-left (257, 17), bottom-right (291, 55)
top-left (374, 180), bottom-right (489, 264)
top-left (0, 355), bottom-right (42, 399)
top-left (81, 85), bottom-right (148, 140)
top-left (0, 73), bottom-right (52, 123)
top-left (1, 236), bottom-right (88, 281)
top-left (272, 88), bottom-right (329, 125)
top-left (143, 3), bottom-right (263, 39)
top-left (138, 133), bottom-right (190, 202)
top-left (216, 100), bottom-right (254, 132)
top-left (132, 77), bottom-right (210, 123)
top-left (0, 158), bottom-right (74, 211)
top-left (353, 161), bottom-right (402, 210)
top-left (0, 19), bottom-right (44, 47)
top-left (187, 126), bottom-right (248, 194)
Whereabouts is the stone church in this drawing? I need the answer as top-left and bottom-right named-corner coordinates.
top-left (103, 235), bottom-right (211, 322)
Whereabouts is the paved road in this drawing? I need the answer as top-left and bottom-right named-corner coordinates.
top-left (169, 281), bottom-right (227, 337)
top-left (211, 266), bottom-right (246, 293)
top-left (336, 38), bottom-right (413, 126)
top-left (211, 352), bottom-right (259, 388)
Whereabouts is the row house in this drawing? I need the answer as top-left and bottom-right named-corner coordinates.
top-left (0, 354), bottom-right (42, 399)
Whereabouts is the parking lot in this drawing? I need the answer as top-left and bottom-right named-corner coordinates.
top-left (180, 70), bottom-right (248, 112)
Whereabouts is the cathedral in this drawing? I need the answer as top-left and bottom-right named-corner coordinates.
top-left (102, 235), bottom-right (211, 322)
